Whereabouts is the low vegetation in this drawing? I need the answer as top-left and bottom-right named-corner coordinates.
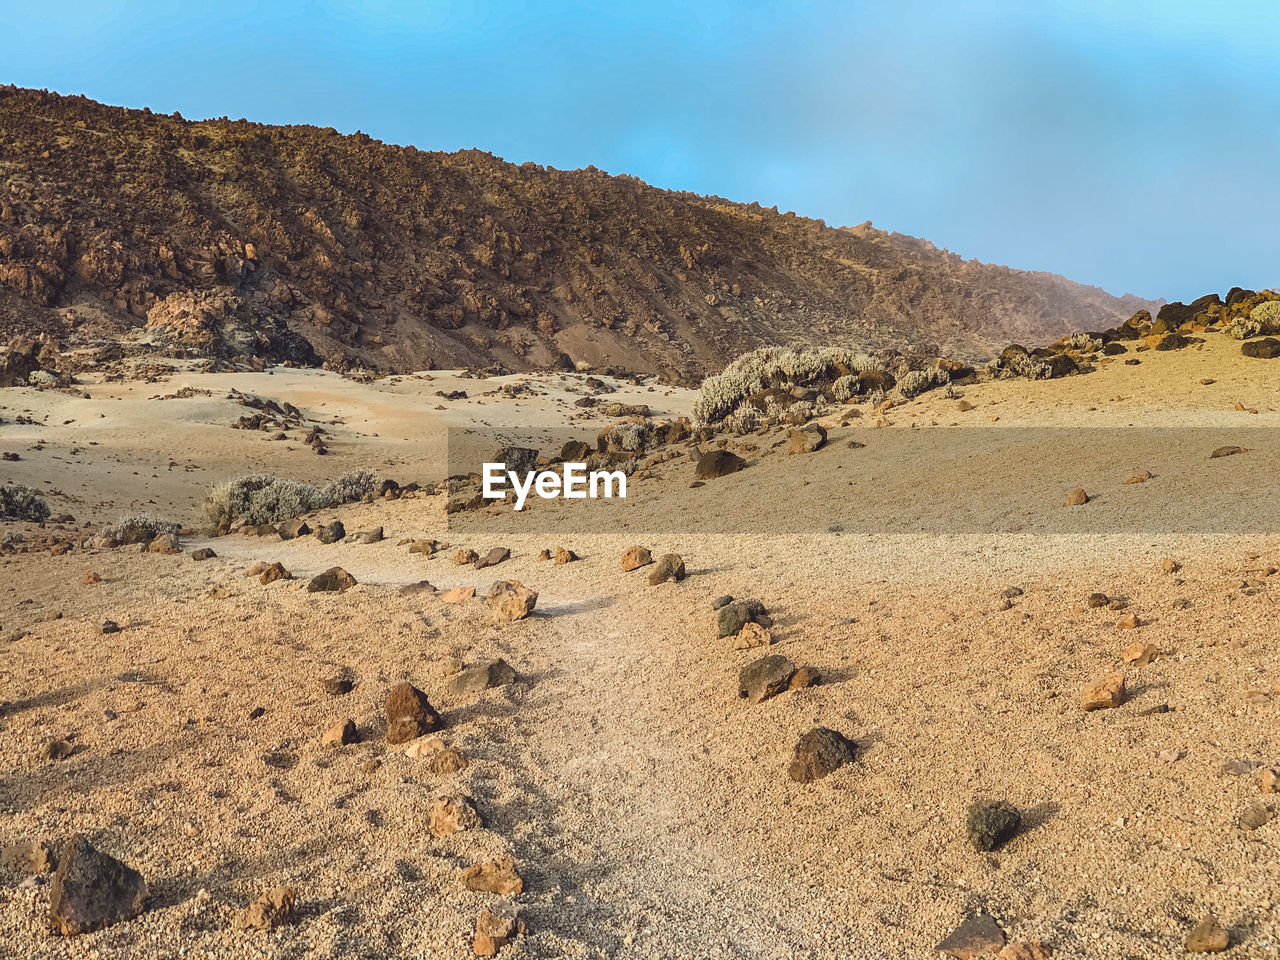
top-left (200, 469), bottom-right (380, 534)
top-left (0, 483), bottom-right (50, 522)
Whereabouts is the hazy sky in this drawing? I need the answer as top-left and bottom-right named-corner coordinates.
top-left (7, 1), bottom-right (1278, 300)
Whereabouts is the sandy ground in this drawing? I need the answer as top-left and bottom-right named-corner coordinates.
top-left (0, 331), bottom-right (1278, 958)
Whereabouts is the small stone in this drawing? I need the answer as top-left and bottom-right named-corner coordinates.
top-left (1210, 446), bottom-right (1246, 459)
top-left (429, 795), bottom-right (482, 837)
top-left (1161, 557), bottom-right (1181, 574)
top-left (316, 520), bottom-right (345, 544)
top-left (1260, 768), bottom-right (1279, 793)
top-left (1082, 672), bottom-right (1125, 711)
top-left (1158, 748), bottom-right (1182, 763)
top-left (82, 572), bottom-right (101, 585)
top-left (486, 580), bottom-right (537, 622)
top-left (965, 799), bottom-right (1022, 851)
top-left (620, 545), bottom-right (653, 571)
top-left (307, 566), bottom-right (356, 592)
top-left (356, 526), bottom-right (384, 544)
top-left (246, 561), bottom-right (268, 576)
top-left (937, 913), bottom-right (1007, 959)
top-left (788, 727), bottom-right (855, 782)
top-left (554, 546), bottom-right (577, 564)
top-left (1122, 641), bottom-right (1158, 666)
top-left (278, 518), bottom-right (311, 540)
top-left (1221, 758), bottom-right (1254, 777)
top-left (41, 739), bottom-right (74, 761)
top-left (475, 546), bottom-right (510, 570)
top-left (248, 706), bottom-right (266, 720)
top-left (385, 682), bottom-right (443, 744)
top-left (428, 746), bottom-right (469, 775)
top-left (1122, 471), bottom-right (1152, 485)
top-left (473, 901), bottom-right (525, 956)
top-left (406, 538), bottom-right (436, 555)
top-left (48, 835), bottom-right (149, 936)
top-left (320, 676), bottom-right (354, 696)
top-left (788, 666), bottom-right (821, 690)
top-left (1064, 487), bottom-right (1088, 506)
top-left (1239, 801), bottom-right (1274, 830)
top-left (1185, 916), bottom-right (1229, 953)
top-left (788, 424), bottom-right (826, 454)
top-left (537, 548), bottom-right (551, 561)
top-left (322, 719), bottom-right (357, 748)
top-left (711, 595), bottom-right (733, 610)
top-left (100, 620), bottom-right (120, 635)
top-left (738, 655), bottom-right (796, 704)
top-left (1086, 592), bottom-right (1109, 608)
top-left (454, 548), bottom-right (479, 565)
top-left (733, 622), bottom-right (772, 649)
top-left (191, 547), bottom-right (216, 561)
top-left (1, 840), bottom-right (58, 874)
top-left (259, 562), bottom-right (292, 585)
top-left (462, 856), bottom-right (523, 895)
top-left (398, 580), bottom-right (436, 596)
top-left (1116, 613), bottom-right (1139, 629)
top-left (648, 553), bottom-right (686, 585)
top-left (447, 659), bottom-right (518, 697)
top-left (235, 886), bottom-right (297, 931)
top-left (442, 586), bottom-right (476, 603)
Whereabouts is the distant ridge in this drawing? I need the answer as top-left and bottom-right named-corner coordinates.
top-left (0, 85), bottom-right (1152, 378)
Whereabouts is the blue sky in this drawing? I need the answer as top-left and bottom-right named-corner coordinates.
top-left (7, 1), bottom-right (1278, 300)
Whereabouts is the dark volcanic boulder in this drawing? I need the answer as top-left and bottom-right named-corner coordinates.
top-left (965, 798), bottom-right (1022, 851)
top-left (716, 599), bottom-right (771, 638)
top-left (49, 835), bottom-right (149, 935)
top-left (1242, 337), bottom-right (1280, 359)
top-left (788, 727), bottom-right (857, 782)
top-left (695, 449), bottom-right (745, 480)
top-left (738, 654), bottom-right (796, 704)
top-left (385, 682), bottom-right (443, 743)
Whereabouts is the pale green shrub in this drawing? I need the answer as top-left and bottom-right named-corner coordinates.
top-left (321, 468), bottom-right (380, 505)
top-left (104, 513), bottom-right (180, 544)
top-left (0, 484), bottom-right (50, 522)
top-left (1249, 300), bottom-right (1280, 334)
top-left (897, 368), bottom-right (950, 399)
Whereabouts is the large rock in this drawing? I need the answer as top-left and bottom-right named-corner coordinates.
top-left (475, 546), bottom-right (511, 570)
top-left (316, 520), bottom-right (345, 544)
top-left (716, 599), bottom-right (771, 638)
top-left (486, 580), bottom-right (537, 621)
top-left (965, 799), bottom-right (1022, 851)
top-left (788, 727), bottom-right (856, 782)
top-left (1242, 337), bottom-right (1280, 359)
top-left (462, 856), bottom-right (524, 895)
top-left (278, 518), bottom-right (312, 540)
top-left (307, 566), bottom-right (356, 592)
top-left (1185, 916), bottom-right (1229, 953)
top-left (447, 659), bottom-right (518, 697)
top-left (788, 424), bottom-right (827, 454)
top-left (695, 449), bottom-right (745, 480)
top-left (49, 835), bottom-right (149, 935)
top-left (648, 553), bottom-right (685, 585)
top-left (473, 901), bottom-right (525, 956)
top-left (620, 545), bottom-right (652, 571)
top-left (738, 655), bottom-right (796, 704)
top-left (385, 682), bottom-right (443, 744)
top-left (1081, 672), bottom-right (1126, 711)
top-left (1, 839), bottom-right (58, 874)
top-left (936, 913), bottom-right (1007, 959)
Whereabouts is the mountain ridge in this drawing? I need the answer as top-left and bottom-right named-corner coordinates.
top-left (0, 85), bottom-right (1153, 378)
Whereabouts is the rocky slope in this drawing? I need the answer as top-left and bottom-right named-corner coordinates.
top-left (0, 85), bottom-right (1152, 379)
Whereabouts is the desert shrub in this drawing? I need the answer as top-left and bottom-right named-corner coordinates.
top-left (868, 387), bottom-right (887, 407)
top-left (601, 422), bottom-right (652, 452)
top-left (944, 381), bottom-right (959, 399)
top-left (722, 405), bottom-right (761, 435)
top-left (831, 374), bottom-right (859, 402)
top-left (27, 370), bottom-right (57, 387)
top-left (1249, 300), bottom-right (1280, 334)
top-left (104, 513), bottom-right (180, 545)
top-left (200, 469), bottom-right (380, 533)
top-left (321, 468), bottom-right (380, 505)
top-left (989, 353), bottom-right (1051, 380)
top-left (0, 484), bottom-right (50, 522)
top-left (1068, 333), bottom-right (1103, 352)
top-left (897, 367), bottom-right (951, 399)
top-left (245, 478), bottom-right (327, 524)
top-left (693, 346), bottom-right (885, 425)
top-left (1227, 318), bottom-right (1261, 340)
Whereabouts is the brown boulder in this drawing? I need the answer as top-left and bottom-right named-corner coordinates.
top-left (621, 545), bottom-right (653, 571)
top-left (307, 566), bottom-right (356, 592)
top-left (462, 856), bottom-right (523, 895)
top-left (48, 835), bottom-right (149, 936)
top-left (429, 795), bottom-right (482, 837)
top-left (385, 682), bottom-right (443, 744)
top-left (1082, 672), bottom-right (1126, 711)
top-left (486, 580), bottom-right (538, 621)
